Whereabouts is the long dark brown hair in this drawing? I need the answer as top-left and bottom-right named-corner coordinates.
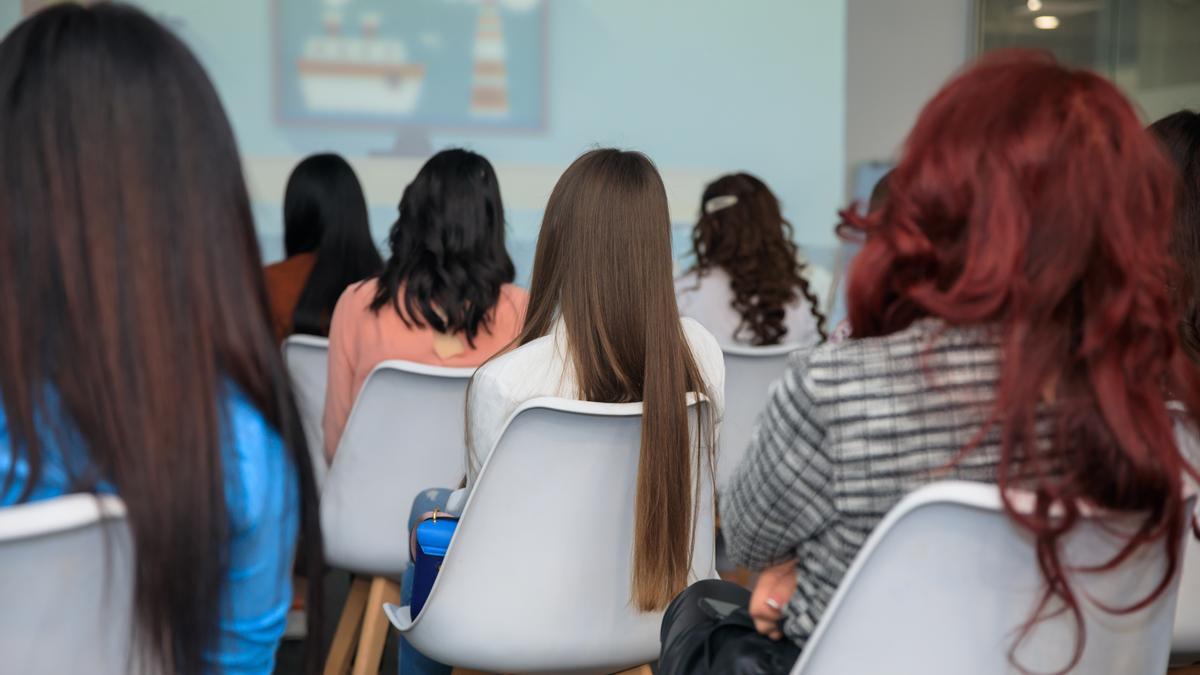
top-left (0, 4), bottom-right (323, 673)
top-left (843, 52), bottom-right (1200, 672)
top-left (1150, 111), bottom-right (1200, 360)
top-left (688, 173), bottom-right (827, 345)
top-left (475, 149), bottom-right (714, 611)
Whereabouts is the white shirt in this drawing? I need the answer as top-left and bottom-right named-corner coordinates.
top-left (465, 316), bottom-right (726, 484)
top-left (675, 268), bottom-right (822, 349)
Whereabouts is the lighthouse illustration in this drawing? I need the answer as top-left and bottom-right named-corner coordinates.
top-left (296, 10), bottom-right (426, 116)
top-left (469, 0), bottom-right (510, 118)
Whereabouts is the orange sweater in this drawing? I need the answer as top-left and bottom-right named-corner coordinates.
top-left (322, 279), bottom-right (528, 459)
top-left (263, 253), bottom-right (317, 342)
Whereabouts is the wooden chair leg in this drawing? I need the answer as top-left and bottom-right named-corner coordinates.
top-left (350, 576), bottom-right (402, 675)
top-left (324, 576), bottom-right (370, 675)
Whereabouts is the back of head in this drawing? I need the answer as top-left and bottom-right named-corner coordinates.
top-left (843, 51), bottom-right (1198, 670)
top-left (371, 148), bottom-right (514, 345)
top-left (0, 4), bottom-right (321, 672)
top-left (1149, 111), bottom-right (1200, 358)
top-left (518, 148), bottom-right (713, 610)
top-left (691, 173), bottom-right (827, 345)
top-left (284, 153), bottom-right (383, 336)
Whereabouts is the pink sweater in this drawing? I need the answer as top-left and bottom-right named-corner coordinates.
top-left (322, 279), bottom-right (528, 460)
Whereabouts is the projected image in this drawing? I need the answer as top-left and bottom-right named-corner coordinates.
top-left (273, 0), bottom-right (546, 129)
top-left (21, 0), bottom-right (86, 14)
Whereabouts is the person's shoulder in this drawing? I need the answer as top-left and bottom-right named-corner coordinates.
top-left (674, 268), bottom-right (700, 290)
top-left (264, 252), bottom-right (315, 281)
top-left (680, 316), bottom-right (721, 354)
top-left (793, 318), bottom-right (993, 389)
top-left (340, 277), bottom-right (380, 306)
top-left (675, 267), bottom-right (725, 295)
top-left (499, 283), bottom-right (529, 304)
top-left (221, 385), bottom-right (295, 533)
top-left (331, 277), bottom-right (381, 325)
top-left (680, 317), bottom-right (725, 378)
top-left (495, 284), bottom-right (530, 320)
top-left (477, 331), bottom-right (552, 380)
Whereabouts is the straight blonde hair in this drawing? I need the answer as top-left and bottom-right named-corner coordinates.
top-left (469, 149), bottom-right (714, 610)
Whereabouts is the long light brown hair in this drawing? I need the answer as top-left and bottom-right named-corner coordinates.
top-left (689, 173), bottom-right (827, 345)
top-left (478, 149), bottom-right (714, 610)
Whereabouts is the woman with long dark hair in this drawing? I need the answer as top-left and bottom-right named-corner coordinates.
top-left (322, 148), bottom-right (526, 458)
top-left (676, 173), bottom-right (826, 347)
top-left (0, 5), bottom-right (323, 674)
top-left (264, 153), bottom-right (383, 341)
top-left (1150, 111), bottom-right (1200, 360)
top-left (660, 52), bottom-right (1200, 674)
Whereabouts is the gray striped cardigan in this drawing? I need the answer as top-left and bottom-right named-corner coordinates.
top-left (721, 318), bottom-right (1010, 647)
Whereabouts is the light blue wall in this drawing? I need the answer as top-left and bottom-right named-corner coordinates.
top-left (3, 1), bottom-right (846, 289)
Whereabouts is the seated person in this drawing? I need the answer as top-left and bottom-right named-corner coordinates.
top-left (402, 149), bottom-right (726, 674)
top-left (322, 149), bottom-right (527, 459)
top-left (676, 173), bottom-right (826, 348)
top-left (1150, 110), bottom-right (1200, 360)
top-left (0, 5), bottom-right (321, 674)
top-left (263, 153), bottom-right (382, 342)
top-left (659, 52), bottom-right (1200, 675)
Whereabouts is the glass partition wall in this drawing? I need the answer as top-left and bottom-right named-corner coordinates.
top-left (977, 0), bottom-right (1200, 121)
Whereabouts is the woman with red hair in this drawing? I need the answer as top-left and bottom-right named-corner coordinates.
top-left (659, 51), bottom-right (1200, 674)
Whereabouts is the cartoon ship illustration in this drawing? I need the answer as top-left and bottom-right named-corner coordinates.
top-left (297, 11), bottom-right (426, 116)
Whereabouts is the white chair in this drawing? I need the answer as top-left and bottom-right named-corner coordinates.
top-left (1171, 507), bottom-right (1200, 667)
top-left (718, 343), bottom-right (800, 489)
top-left (282, 334), bottom-right (330, 489)
top-left (1168, 401), bottom-right (1200, 667)
top-left (0, 494), bottom-right (140, 675)
top-left (790, 481), bottom-right (1193, 675)
top-left (385, 396), bottom-right (718, 675)
top-left (320, 359), bottom-right (474, 675)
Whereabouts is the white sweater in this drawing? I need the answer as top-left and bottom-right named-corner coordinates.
top-left (465, 316), bottom-right (726, 484)
top-left (675, 268), bottom-right (822, 348)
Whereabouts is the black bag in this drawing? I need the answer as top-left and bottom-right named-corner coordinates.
top-left (658, 591), bottom-right (801, 675)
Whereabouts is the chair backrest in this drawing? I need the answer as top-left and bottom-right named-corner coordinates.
top-left (1168, 401), bottom-right (1200, 666)
top-left (398, 397), bottom-right (717, 673)
top-left (1172, 504), bottom-right (1200, 666)
top-left (321, 359), bottom-right (474, 576)
top-left (791, 481), bottom-right (1192, 675)
top-left (282, 334), bottom-right (330, 489)
top-left (718, 344), bottom-right (799, 488)
top-left (0, 494), bottom-right (143, 675)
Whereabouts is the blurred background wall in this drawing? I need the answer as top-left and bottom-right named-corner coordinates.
top-left (4, 0), bottom-right (1197, 315)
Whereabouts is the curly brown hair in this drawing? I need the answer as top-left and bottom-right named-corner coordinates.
top-left (688, 173), bottom-right (827, 346)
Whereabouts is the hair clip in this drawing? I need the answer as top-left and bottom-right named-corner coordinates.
top-left (704, 194), bottom-right (739, 215)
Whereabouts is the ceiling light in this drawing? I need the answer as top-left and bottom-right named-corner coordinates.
top-left (1027, 0), bottom-right (1043, 11)
top-left (1034, 15), bottom-right (1060, 29)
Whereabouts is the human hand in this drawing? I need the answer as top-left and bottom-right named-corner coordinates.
top-left (749, 560), bottom-right (797, 640)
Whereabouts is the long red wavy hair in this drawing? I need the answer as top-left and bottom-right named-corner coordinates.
top-left (843, 51), bottom-right (1200, 671)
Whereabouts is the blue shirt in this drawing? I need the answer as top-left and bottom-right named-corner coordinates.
top-left (0, 386), bottom-right (299, 675)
